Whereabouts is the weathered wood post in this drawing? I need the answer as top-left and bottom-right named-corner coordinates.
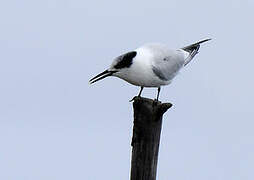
top-left (130, 96), bottom-right (172, 180)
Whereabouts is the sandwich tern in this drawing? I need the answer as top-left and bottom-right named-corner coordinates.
top-left (89, 39), bottom-right (211, 100)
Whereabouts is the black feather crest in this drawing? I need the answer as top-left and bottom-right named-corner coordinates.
top-left (114, 51), bottom-right (137, 69)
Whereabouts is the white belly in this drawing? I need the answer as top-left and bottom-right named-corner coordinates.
top-left (114, 60), bottom-right (171, 87)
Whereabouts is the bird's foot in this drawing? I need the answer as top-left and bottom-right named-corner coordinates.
top-left (152, 99), bottom-right (160, 107)
top-left (129, 96), bottom-right (141, 102)
top-left (129, 97), bottom-right (135, 102)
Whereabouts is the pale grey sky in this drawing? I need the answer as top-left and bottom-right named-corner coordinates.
top-left (0, 0), bottom-right (253, 179)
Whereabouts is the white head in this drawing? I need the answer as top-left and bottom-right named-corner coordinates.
top-left (89, 51), bottom-right (137, 84)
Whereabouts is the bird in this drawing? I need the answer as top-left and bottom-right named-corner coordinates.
top-left (89, 39), bottom-right (211, 101)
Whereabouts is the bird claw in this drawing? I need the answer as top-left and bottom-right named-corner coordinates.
top-left (129, 96), bottom-right (141, 102)
top-left (129, 96), bottom-right (136, 102)
top-left (152, 99), bottom-right (160, 106)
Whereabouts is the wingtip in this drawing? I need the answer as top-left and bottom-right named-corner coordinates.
top-left (198, 38), bottom-right (212, 44)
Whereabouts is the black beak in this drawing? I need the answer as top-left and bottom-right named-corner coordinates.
top-left (89, 70), bottom-right (117, 84)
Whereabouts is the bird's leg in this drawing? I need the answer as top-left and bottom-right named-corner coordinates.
top-left (156, 87), bottom-right (161, 101)
top-left (138, 86), bottom-right (144, 97)
top-left (129, 87), bottom-right (144, 102)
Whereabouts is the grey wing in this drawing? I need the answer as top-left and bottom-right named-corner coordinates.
top-left (152, 50), bottom-right (185, 81)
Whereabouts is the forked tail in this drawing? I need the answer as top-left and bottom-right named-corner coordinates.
top-left (182, 38), bottom-right (211, 66)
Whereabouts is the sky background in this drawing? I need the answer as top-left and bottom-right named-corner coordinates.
top-left (0, 0), bottom-right (253, 179)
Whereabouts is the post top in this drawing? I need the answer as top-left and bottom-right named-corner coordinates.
top-left (131, 96), bottom-right (172, 115)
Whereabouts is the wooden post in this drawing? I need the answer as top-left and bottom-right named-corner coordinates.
top-left (130, 96), bottom-right (172, 180)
